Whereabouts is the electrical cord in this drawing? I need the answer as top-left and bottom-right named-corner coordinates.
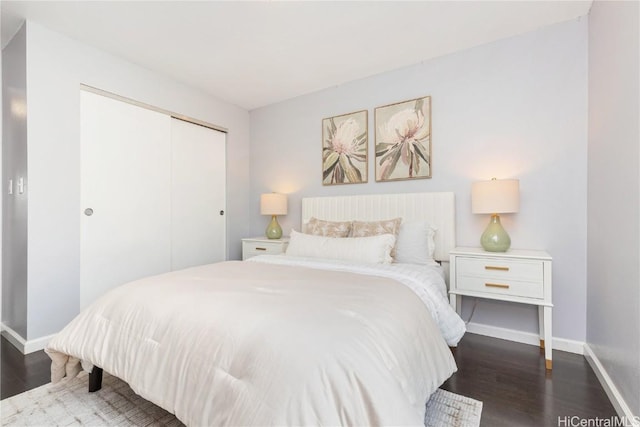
top-left (465, 298), bottom-right (479, 325)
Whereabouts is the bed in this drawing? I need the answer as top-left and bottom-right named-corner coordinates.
top-left (46, 192), bottom-right (466, 426)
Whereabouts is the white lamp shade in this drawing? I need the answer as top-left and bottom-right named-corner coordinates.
top-left (260, 193), bottom-right (288, 215)
top-left (472, 179), bottom-right (519, 214)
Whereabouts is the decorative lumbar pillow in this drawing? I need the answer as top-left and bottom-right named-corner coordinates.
top-left (305, 217), bottom-right (352, 237)
top-left (395, 220), bottom-right (438, 265)
top-left (350, 218), bottom-right (402, 257)
top-left (285, 230), bottom-right (396, 264)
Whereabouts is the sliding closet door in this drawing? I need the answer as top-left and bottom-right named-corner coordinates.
top-left (80, 90), bottom-right (172, 309)
top-left (170, 118), bottom-right (226, 270)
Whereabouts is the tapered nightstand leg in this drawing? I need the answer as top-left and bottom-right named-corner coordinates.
top-left (543, 306), bottom-right (552, 370)
top-left (449, 294), bottom-right (460, 315)
top-left (538, 306), bottom-right (545, 348)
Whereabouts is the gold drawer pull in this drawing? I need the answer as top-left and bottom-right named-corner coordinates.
top-left (255, 247), bottom-right (267, 251)
top-left (485, 265), bottom-right (509, 271)
top-left (485, 282), bottom-right (510, 289)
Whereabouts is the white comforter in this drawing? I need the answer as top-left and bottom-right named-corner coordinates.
top-left (47, 257), bottom-right (463, 426)
top-left (250, 255), bottom-right (466, 346)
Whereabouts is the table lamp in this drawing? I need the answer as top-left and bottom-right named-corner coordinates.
top-left (472, 178), bottom-right (519, 252)
top-left (260, 193), bottom-right (287, 239)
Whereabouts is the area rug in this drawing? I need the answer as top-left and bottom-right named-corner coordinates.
top-left (2, 372), bottom-right (482, 426)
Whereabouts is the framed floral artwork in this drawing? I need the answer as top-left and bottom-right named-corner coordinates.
top-left (375, 96), bottom-right (431, 182)
top-left (322, 110), bottom-right (368, 185)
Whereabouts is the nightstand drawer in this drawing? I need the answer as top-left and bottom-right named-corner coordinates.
top-left (457, 257), bottom-right (543, 282)
top-left (242, 238), bottom-right (289, 260)
top-left (456, 276), bottom-right (544, 299)
top-left (243, 243), bottom-right (284, 255)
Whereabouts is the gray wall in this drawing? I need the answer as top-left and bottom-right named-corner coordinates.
top-left (587, 0), bottom-right (640, 416)
top-left (1, 24), bottom-right (28, 337)
top-left (18, 21), bottom-right (251, 340)
top-left (250, 19), bottom-right (589, 342)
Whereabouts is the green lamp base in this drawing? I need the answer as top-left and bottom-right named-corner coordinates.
top-left (480, 214), bottom-right (511, 252)
top-left (265, 215), bottom-right (283, 239)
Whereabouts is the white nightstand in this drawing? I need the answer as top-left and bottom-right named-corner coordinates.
top-left (242, 236), bottom-right (289, 260)
top-left (449, 247), bottom-right (553, 370)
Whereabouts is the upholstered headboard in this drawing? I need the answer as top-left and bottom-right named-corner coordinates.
top-left (301, 192), bottom-right (456, 262)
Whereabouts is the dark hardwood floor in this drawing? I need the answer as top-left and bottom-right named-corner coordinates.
top-left (1, 333), bottom-right (616, 426)
top-left (441, 333), bottom-right (617, 426)
top-left (1, 335), bottom-right (52, 399)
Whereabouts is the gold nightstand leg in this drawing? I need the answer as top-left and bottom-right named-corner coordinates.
top-left (540, 339), bottom-right (545, 349)
top-left (545, 359), bottom-right (552, 370)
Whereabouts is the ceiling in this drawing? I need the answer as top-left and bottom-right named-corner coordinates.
top-left (1, 1), bottom-right (592, 110)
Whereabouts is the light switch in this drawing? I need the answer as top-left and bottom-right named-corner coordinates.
top-left (17, 177), bottom-right (24, 194)
top-left (8, 179), bottom-right (13, 195)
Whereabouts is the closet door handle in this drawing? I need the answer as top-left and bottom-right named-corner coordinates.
top-left (84, 208), bottom-right (94, 216)
top-left (219, 210), bottom-right (225, 216)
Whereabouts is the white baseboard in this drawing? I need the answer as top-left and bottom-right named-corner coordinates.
top-left (584, 344), bottom-right (640, 426)
top-left (1, 322), bottom-right (55, 354)
top-left (0, 323), bottom-right (25, 353)
top-left (465, 321), bottom-right (585, 354)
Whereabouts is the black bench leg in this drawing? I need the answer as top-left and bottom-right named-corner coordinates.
top-left (89, 366), bottom-right (103, 392)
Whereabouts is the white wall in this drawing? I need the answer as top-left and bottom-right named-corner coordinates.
top-left (587, 0), bottom-right (640, 417)
top-left (1, 24), bottom-right (28, 337)
top-left (22, 21), bottom-right (250, 340)
top-left (250, 19), bottom-right (588, 342)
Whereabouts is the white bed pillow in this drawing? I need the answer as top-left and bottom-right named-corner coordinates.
top-left (395, 221), bottom-right (438, 265)
top-left (286, 230), bottom-right (396, 264)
